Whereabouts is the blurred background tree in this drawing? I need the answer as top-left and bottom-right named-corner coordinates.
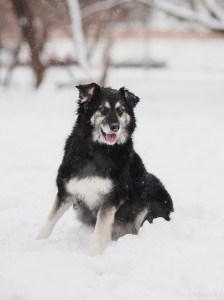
top-left (0, 0), bottom-right (224, 88)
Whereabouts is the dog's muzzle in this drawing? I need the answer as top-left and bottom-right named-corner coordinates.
top-left (101, 123), bottom-right (120, 145)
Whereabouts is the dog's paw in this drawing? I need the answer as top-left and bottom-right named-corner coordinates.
top-left (90, 236), bottom-right (106, 256)
top-left (36, 226), bottom-right (51, 240)
top-left (36, 232), bottom-right (48, 240)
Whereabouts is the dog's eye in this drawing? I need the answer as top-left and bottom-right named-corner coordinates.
top-left (116, 106), bottom-right (125, 116)
top-left (99, 106), bottom-right (109, 116)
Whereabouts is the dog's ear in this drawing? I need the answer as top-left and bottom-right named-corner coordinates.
top-left (119, 87), bottom-right (139, 108)
top-left (76, 83), bottom-right (100, 103)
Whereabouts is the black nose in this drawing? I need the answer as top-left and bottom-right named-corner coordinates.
top-left (109, 123), bottom-right (120, 132)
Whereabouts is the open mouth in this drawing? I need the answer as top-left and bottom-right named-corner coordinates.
top-left (101, 128), bottom-right (118, 144)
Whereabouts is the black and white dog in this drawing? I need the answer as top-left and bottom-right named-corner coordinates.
top-left (37, 83), bottom-right (173, 255)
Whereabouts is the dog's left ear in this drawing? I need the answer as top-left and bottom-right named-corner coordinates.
top-left (76, 83), bottom-right (100, 103)
top-left (119, 87), bottom-right (139, 108)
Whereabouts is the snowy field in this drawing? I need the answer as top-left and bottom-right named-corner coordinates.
top-left (1, 39), bottom-right (224, 300)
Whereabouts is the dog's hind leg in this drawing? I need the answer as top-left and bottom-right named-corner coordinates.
top-left (134, 208), bottom-right (149, 233)
top-left (37, 195), bottom-right (73, 240)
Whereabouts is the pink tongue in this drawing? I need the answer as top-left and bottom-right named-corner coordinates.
top-left (106, 133), bottom-right (117, 143)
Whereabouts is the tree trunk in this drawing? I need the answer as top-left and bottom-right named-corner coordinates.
top-left (67, 0), bottom-right (93, 80)
top-left (11, 0), bottom-right (45, 88)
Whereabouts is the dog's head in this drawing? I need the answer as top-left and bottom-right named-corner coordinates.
top-left (76, 83), bottom-right (139, 145)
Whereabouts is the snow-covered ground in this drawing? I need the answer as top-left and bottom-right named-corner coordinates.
top-left (1, 39), bottom-right (224, 300)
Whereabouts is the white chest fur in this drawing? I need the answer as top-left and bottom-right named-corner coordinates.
top-left (66, 176), bottom-right (113, 209)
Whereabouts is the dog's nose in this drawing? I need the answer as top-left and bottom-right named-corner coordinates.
top-left (109, 123), bottom-right (120, 132)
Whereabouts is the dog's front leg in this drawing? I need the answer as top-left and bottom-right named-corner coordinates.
top-left (37, 195), bottom-right (72, 240)
top-left (90, 206), bottom-right (116, 256)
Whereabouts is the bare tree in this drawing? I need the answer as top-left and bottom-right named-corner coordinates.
top-left (82, 0), bottom-right (224, 32)
top-left (11, 0), bottom-right (45, 88)
top-left (67, 0), bottom-right (93, 80)
top-left (6, 0), bottom-right (224, 88)
top-left (66, 0), bottom-right (114, 85)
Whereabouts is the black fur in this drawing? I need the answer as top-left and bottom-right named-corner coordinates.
top-left (56, 83), bottom-right (173, 238)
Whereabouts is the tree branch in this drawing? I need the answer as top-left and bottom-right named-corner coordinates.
top-left (83, 0), bottom-right (224, 31)
top-left (140, 0), bottom-right (224, 31)
top-left (82, 0), bottom-right (132, 19)
top-left (203, 0), bottom-right (224, 22)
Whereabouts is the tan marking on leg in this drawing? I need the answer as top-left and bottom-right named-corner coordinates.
top-left (135, 208), bottom-right (148, 232)
top-left (37, 196), bottom-right (72, 240)
top-left (90, 207), bottom-right (116, 256)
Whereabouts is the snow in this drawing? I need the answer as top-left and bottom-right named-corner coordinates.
top-left (1, 38), bottom-right (224, 300)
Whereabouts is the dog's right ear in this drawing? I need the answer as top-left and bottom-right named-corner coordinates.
top-left (76, 83), bottom-right (100, 103)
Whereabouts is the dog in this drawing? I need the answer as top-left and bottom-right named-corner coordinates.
top-left (37, 83), bottom-right (174, 255)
